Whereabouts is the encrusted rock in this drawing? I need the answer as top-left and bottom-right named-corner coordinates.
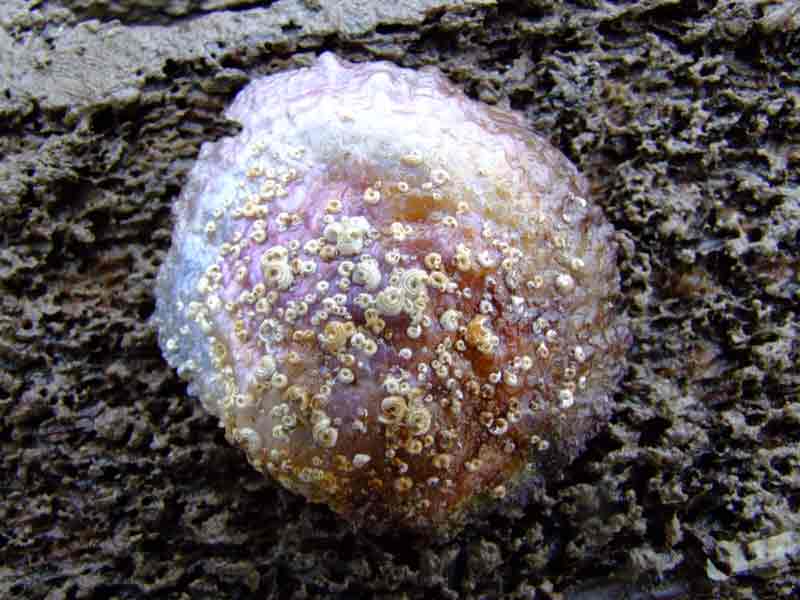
top-left (154, 52), bottom-right (631, 535)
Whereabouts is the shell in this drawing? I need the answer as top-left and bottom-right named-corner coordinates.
top-left (154, 52), bottom-right (631, 535)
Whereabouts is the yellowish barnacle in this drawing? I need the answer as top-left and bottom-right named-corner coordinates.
top-left (466, 315), bottom-right (499, 355)
top-left (454, 244), bottom-right (473, 271)
top-left (380, 396), bottom-right (408, 424)
top-left (428, 271), bottom-right (449, 291)
top-left (271, 372), bottom-right (288, 389)
top-left (462, 459), bottom-right (478, 473)
top-left (394, 476), bottom-right (413, 493)
top-left (320, 320), bottom-right (354, 353)
top-left (401, 150), bottom-right (423, 166)
top-left (432, 453), bottom-right (453, 469)
top-left (424, 252), bottom-right (442, 270)
top-left (406, 438), bottom-right (423, 454)
top-left (325, 198), bottom-right (343, 213)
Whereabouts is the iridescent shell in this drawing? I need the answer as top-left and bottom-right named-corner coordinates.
top-left (154, 52), bottom-right (631, 535)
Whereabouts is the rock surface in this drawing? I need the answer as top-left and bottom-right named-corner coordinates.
top-left (1, 0), bottom-right (799, 598)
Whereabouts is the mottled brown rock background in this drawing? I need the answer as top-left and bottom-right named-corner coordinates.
top-left (1, 1), bottom-right (798, 598)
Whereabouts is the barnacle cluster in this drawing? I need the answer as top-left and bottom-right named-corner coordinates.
top-left (154, 53), bottom-right (631, 534)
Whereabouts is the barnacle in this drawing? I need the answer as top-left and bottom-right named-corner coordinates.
top-left (154, 52), bottom-right (631, 535)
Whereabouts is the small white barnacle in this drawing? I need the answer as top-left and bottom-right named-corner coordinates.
top-left (555, 272), bottom-right (575, 294)
top-left (465, 315), bottom-right (498, 355)
top-left (559, 388), bottom-right (575, 408)
top-left (537, 342), bottom-right (550, 359)
top-left (236, 427), bottom-right (263, 454)
top-left (338, 368), bottom-right (355, 384)
top-left (261, 255), bottom-right (294, 291)
top-left (362, 338), bottom-right (378, 355)
top-left (509, 295), bottom-right (526, 318)
top-left (314, 425), bottom-right (339, 448)
top-left (298, 259), bottom-right (317, 275)
top-left (570, 257), bottom-right (585, 271)
top-left (255, 355), bottom-right (277, 379)
top-left (430, 168), bottom-right (450, 185)
top-left (428, 271), bottom-right (449, 290)
top-left (439, 309), bottom-right (461, 332)
top-left (380, 396), bottom-right (408, 424)
top-left (574, 345), bottom-right (586, 362)
top-left (527, 276), bottom-right (544, 290)
top-left (442, 215), bottom-right (458, 228)
top-left (424, 252), bottom-right (442, 270)
top-left (533, 317), bottom-right (547, 335)
top-left (352, 453), bottom-right (371, 468)
top-left (390, 221), bottom-right (409, 241)
top-left (338, 260), bottom-right (355, 277)
top-left (304, 239), bottom-right (321, 255)
top-left (363, 187), bottom-right (381, 205)
top-left (406, 407), bottom-right (432, 435)
top-left (323, 216), bottom-right (371, 256)
top-left (384, 249), bottom-right (402, 265)
top-left (375, 286), bottom-right (405, 316)
top-left (325, 198), bottom-right (343, 213)
top-left (401, 150), bottom-right (423, 166)
top-left (489, 417), bottom-right (509, 436)
top-left (491, 485), bottom-right (507, 499)
top-left (477, 250), bottom-right (496, 268)
top-left (354, 292), bottom-right (374, 308)
top-left (206, 294), bottom-right (222, 312)
top-left (454, 244), bottom-right (472, 272)
top-left (271, 372), bottom-right (289, 389)
top-left (322, 222), bottom-right (343, 242)
top-left (352, 257), bottom-right (382, 290)
top-left (272, 425), bottom-right (289, 440)
top-left (400, 268), bottom-right (428, 298)
top-left (503, 371), bottom-right (519, 387)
